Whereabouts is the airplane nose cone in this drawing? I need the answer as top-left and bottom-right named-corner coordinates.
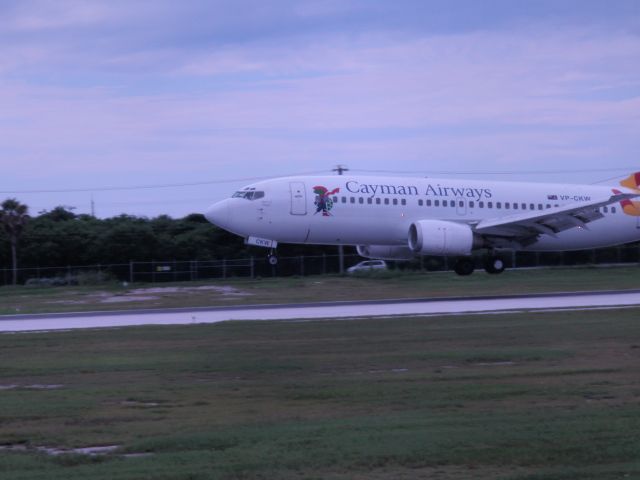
top-left (205, 200), bottom-right (230, 228)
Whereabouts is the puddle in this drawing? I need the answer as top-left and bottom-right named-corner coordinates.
top-left (121, 400), bottom-right (161, 407)
top-left (42, 445), bottom-right (120, 456)
top-left (0, 384), bottom-right (63, 391)
top-left (368, 368), bottom-right (409, 374)
top-left (475, 361), bottom-right (515, 366)
top-left (101, 296), bottom-right (158, 303)
top-left (0, 443), bottom-right (153, 458)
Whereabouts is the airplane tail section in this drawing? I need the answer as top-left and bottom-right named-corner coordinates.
top-left (620, 172), bottom-right (640, 191)
top-left (616, 172), bottom-right (640, 216)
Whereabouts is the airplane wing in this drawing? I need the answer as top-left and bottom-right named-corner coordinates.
top-left (474, 192), bottom-right (639, 243)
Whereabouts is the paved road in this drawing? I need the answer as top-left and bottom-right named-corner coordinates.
top-left (1, 290), bottom-right (640, 332)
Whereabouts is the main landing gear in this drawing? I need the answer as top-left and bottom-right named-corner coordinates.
top-left (484, 255), bottom-right (506, 274)
top-left (267, 249), bottom-right (278, 265)
top-left (453, 257), bottom-right (475, 276)
top-left (453, 254), bottom-right (506, 276)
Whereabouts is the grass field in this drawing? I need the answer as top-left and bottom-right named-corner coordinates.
top-left (0, 265), bottom-right (639, 315)
top-left (1, 307), bottom-right (640, 479)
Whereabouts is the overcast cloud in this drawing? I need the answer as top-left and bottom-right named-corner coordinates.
top-left (1, 0), bottom-right (639, 217)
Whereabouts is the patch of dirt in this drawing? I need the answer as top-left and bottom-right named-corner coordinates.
top-left (45, 285), bottom-right (253, 305)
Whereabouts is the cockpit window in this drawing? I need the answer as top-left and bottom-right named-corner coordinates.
top-left (232, 190), bottom-right (265, 200)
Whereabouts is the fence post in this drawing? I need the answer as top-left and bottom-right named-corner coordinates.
top-left (299, 256), bottom-right (304, 276)
top-left (511, 251), bottom-right (516, 269)
top-left (129, 261), bottom-right (134, 283)
top-left (250, 256), bottom-right (254, 278)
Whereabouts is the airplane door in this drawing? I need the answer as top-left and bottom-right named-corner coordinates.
top-left (290, 182), bottom-right (307, 215)
top-left (456, 198), bottom-right (467, 216)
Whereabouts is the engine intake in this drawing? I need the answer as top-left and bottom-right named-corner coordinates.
top-left (408, 220), bottom-right (476, 256)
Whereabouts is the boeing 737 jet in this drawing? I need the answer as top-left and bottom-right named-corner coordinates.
top-left (205, 172), bottom-right (640, 275)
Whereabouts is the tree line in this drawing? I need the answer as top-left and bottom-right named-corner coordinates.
top-left (0, 199), bottom-right (337, 284)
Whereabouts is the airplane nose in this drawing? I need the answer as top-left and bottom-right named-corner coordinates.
top-left (205, 199), bottom-right (230, 228)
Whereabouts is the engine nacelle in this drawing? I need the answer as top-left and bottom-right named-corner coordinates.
top-left (408, 220), bottom-right (475, 256)
top-left (356, 245), bottom-right (415, 261)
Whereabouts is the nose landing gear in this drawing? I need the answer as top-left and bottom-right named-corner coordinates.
top-left (267, 249), bottom-right (278, 265)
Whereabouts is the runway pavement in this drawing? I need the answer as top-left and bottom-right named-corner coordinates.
top-left (2, 289), bottom-right (640, 333)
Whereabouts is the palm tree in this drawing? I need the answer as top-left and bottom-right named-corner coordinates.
top-left (0, 198), bottom-right (29, 285)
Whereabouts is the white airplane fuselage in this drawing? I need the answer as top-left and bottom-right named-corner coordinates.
top-left (205, 175), bottom-right (640, 257)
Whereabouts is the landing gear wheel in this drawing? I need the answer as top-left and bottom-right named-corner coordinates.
top-left (453, 257), bottom-right (475, 276)
top-left (484, 256), bottom-right (505, 274)
top-left (267, 254), bottom-right (278, 266)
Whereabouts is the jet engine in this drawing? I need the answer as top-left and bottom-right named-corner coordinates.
top-left (356, 245), bottom-right (415, 261)
top-left (408, 220), bottom-right (477, 256)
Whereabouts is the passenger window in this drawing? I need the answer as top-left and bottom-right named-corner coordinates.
top-left (392, 198), bottom-right (398, 205)
top-left (401, 199), bottom-right (406, 206)
top-left (497, 202), bottom-right (502, 209)
top-left (538, 204), bottom-right (543, 210)
top-left (384, 198), bottom-right (389, 205)
top-left (479, 201), bottom-right (484, 208)
top-left (426, 199), bottom-right (432, 206)
top-left (546, 204), bottom-right (551, 209)
top-left (367, 198), bottom-right (372, 205)
top-left (604, 206), bottom-right (609, 213)
top-left (376, 198), bottom-right (381, 205)
top-left (513, 203), bottom-right (518, 210)
top-left (342, 196), bottom-right (347, 203)
top-left (612, 206), bottom-right (617, 213)
top-left (458, 201), bottom-right (463, 207)
top-left (521, 203), bottom-right (526, 210)
top-left (358, 197), bottom-right (364, 204)
top-left (505, 202), bottom-right (510, 209)
top-left (470, 201), bottom-right (475, 208)
top-left (350, 197), bottom-right (355, 204)
top-left (442, 200), bottom-right (448, 207)
top-left (529, 204), bottom-right (535, 210)
top-left (435, 200), bottom-right (440, 207)
top-left (418, 199), bottom-right (423, 206)
top-left (488, 202), bottom-right (493, 208)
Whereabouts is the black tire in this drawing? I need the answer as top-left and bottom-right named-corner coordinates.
top-left (484, 256), bottom-right (505, 274)
top-left (453, 257), bottom-right (475, 276)
top-left (268, 254), bottom-right (278, 266)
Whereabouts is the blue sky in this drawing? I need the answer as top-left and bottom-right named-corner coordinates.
top-left (1, 0), bottom-right (639, 217)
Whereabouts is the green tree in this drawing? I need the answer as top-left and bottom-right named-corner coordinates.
top-left (0, 198), bottom-right (30, 285)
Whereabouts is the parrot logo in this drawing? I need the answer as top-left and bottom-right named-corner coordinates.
top-left (614, 172), bottom-right (640, 216)
top-left (313, 185), bottom-right (340, 216)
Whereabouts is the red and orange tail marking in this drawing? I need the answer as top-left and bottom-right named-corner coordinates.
top-left (616, 171), bottom-right (640, 216)
top-left (620, 172), bottom-right (640, 191)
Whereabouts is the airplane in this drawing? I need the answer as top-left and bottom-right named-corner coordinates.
top-left (205, 172), bottom-right (640, 275)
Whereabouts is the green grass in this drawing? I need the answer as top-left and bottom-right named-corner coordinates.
top-left (0, 264), bottom-right (639, 315)
top-left (1, 308), bottom-right (640, 478)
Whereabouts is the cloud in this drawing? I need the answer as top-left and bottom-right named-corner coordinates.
top-left (0, 1), bottom-right (638, 216)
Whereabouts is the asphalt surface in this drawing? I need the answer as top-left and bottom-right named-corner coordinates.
top-left (1, 290), bottom-right (640, 332)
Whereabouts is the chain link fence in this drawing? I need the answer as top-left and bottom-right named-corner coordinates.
top-left (1, 245), bottom-right (640, 286)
